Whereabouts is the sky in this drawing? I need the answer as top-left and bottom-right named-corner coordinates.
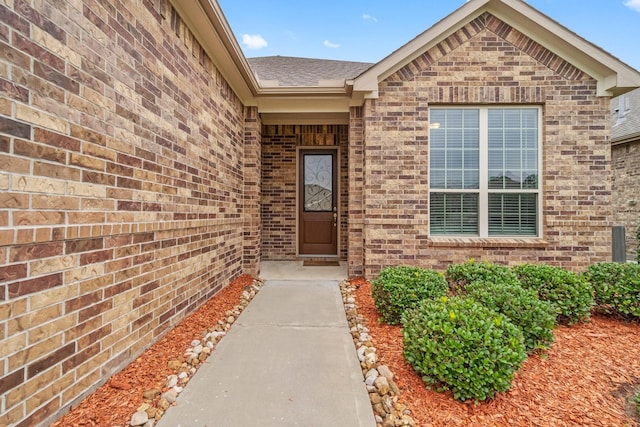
top-left (217, 0), bottom-right (640, 71)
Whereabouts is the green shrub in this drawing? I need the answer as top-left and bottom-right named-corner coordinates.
top-left (584, 262), bottom-right (640, 319)
top-left (512, 264), bottom-right (594, 325)
top-left (371, 266), bottom-right (448, 325)
top-left (446, 260), bottom-right (519, 293)
top-left (402, 296), bottom-right (526, 401)
top-left (464, 281), bottom-right (555, 352)
top-left (637, 219), bottom-right (640, 263)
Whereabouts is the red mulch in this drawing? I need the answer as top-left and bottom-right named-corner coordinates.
top-left (52, 274), bottom-right (255, 427)
top-left (352, 277), bottom-right (640, 427)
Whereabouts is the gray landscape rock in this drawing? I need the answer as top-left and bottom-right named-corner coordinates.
top-left (130, 410), bottom-right (149, 426)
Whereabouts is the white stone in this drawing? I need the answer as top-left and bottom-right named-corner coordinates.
top-left (190, 340), bottom-right (201, 347)
top-left (365, 369), bottom-right (379, 386)
top-left (162, 389), bottom-right (178, 403)
top-left (357, 346), bottom-right (367, 362)
top-left (166, 375), bottom-right (178, 388)
top-left (130, 410), bottom-right (149, 426)
top-left (365, 352), bottom-right (377, 366)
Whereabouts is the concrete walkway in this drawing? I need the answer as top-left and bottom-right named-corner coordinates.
top-left (157, 262), bottom-right (376, 427)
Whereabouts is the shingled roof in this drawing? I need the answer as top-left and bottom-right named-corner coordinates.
top-left (247, 56), bottom-right (373, 87)
top-left (611, 88), bottom-right (640, 143)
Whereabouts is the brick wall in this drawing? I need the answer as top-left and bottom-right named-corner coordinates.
top-left (0, 1), bottom-right (256, 425)
top-left (612, 140), bottom-right (640, 259)
top-left (262, 124), bottom-right (348, 260)
top-left (351, 12), bottom-right (612, 278)
top-left (348, 108), bottom-right (365, 276)
top-left (243, 107), bottom-right (262, 274)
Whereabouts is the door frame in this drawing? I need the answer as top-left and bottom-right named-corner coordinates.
top-left (296, 146), bottom-right (340, 257)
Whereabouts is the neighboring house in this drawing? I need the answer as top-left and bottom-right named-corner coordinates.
top-left (611, 88), bottom-right (640, 260)
top-left (1, 0), bottom-right (640, 425)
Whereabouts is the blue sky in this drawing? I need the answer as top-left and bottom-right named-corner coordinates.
top-left (217, 0), bottom-right (640, 71)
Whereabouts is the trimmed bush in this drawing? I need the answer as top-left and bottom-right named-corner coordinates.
top-left (402, 296), bottom-right (526, 402)
top-left (371, 266), bottom-right (448, 325)
top-left (446, 260), bottom-right (519, 292)
top-left (584, 262), bottom-right (640, 319)
top-left (464, 281), bottom-right (555, 352)
top-left (637, 219), bottom-right (640, 263)
top-left (512, 264), bottom-right (594, 325)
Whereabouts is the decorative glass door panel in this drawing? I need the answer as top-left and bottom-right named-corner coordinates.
top-left (299, 150), bottom-right (338, 255)
top-left (304, 154), bottom-right (333, 212)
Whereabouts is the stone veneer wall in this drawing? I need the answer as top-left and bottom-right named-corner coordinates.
top-left (261, 124), bottom-right (348, 260)
top-left (349, 12), bottom-right (612, 278)
top-left (612, 140), bottom-right (640, 259)
top-left (0, 1), bottom-right (257, 425)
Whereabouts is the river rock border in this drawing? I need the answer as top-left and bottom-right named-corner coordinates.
top-left (340, 280), bottom-right (417, 427)
top-left (129, 278), bottom-right (265, 427)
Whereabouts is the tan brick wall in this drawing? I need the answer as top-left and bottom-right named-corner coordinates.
top-left (243, 107), bottom-right (262, 274)
top-left (612, 140), bottom-right (640, 259)
top-left (348, 107), bottom-right (365, 276)
top-left (353, 12), bottom-right (612, 278)
top-left (0, 1), bottom-right (256, 425)
top-left (261, 125), bottom-right (348, 260)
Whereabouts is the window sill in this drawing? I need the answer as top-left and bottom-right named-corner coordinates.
top-left (428, 237), bottom-right (548, 249)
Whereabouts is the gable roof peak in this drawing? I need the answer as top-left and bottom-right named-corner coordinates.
top-left (353, 0), bottom-right (640, 98)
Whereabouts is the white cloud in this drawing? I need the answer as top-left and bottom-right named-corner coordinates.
top-left (241, 34), bottom-right (268, 50)
top-left (625, 0), bottom-right (640, 11)
top-left (323, 40), bottom-right (340, 48)
top-left (362, 13), bottom-right (378, 23)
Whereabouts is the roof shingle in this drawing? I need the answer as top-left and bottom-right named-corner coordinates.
top-left (611, 88), bottom-right (640, 143)
top-left (247, 56), bottom-right (373, 87)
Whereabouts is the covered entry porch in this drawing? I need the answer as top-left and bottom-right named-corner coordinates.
top-left (260, 121), bottom-right (350, 263)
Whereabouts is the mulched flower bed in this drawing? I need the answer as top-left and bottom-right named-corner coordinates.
top-left (352, 277), bottom-right (640, 427)
top-left (53, 274), bottom-right (255, 427)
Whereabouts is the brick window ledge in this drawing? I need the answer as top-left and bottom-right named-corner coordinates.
top-left (428, 237), bottom-right (548, 249)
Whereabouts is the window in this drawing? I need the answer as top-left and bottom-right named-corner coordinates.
top-left (429, 107), bottom-right (541, 237)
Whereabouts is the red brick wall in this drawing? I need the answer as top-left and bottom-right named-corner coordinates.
top-left (612, 140), bottom-right (640, 259)
top-left (261, 124), bottom-right (348, 260)
top-left (350, 13), bottom-right (612, 278)
top-left (0, 1), bottom-right (255, 425)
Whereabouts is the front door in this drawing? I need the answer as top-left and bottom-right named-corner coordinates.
top-left (299, 149), bottom-right (338, 255)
